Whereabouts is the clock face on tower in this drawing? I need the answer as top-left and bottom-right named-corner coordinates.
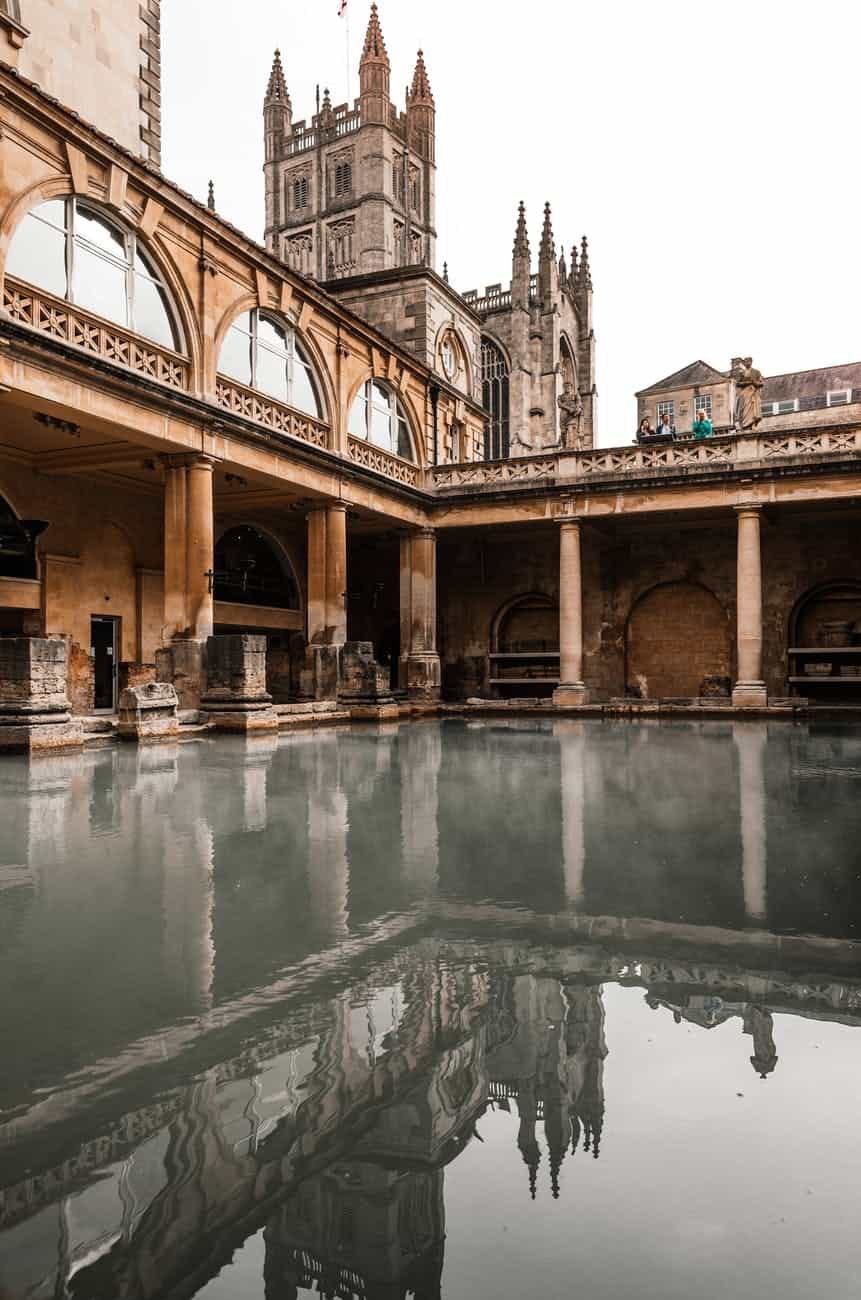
top-left (440, 336), bottom-right (457, 381)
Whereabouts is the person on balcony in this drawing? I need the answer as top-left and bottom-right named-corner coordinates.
top-left (693, 409), bottom-right (713, 439)
top-left (656, 412), bottom-right (676, 438)
top-left (636, 417), bottom-right (655, 442)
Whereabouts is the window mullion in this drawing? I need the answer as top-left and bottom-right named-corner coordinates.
top-left (66, 198), bottom-right (75, 304)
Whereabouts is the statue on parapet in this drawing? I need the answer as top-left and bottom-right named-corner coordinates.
top-left (557, 384), bottom-right (584, 449)
top-left (732, 356), bottom-right (764, 431)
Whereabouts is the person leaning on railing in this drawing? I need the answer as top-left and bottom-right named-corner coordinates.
top-left (693, 408), bottom-right (713, 439)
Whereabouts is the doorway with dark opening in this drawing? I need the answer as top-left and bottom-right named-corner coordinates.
top-left (91, 615), bottom-right (118, 711)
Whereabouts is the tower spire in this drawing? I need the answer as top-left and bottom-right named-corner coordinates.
top-left (539, 201), bottom-right (555, 262)
top-left (409, 48), bottom-right (434, 103)
top-left (406, 46), bottom-right (436, 159)
top-left (578, 235), bottom-right (592, 288)
top-left (265, 48), bottom-right (290, 109)
top-left (359, 3), bottom-right (391, 124)
top-left (538, 201), bottom-right (558, 303)
top-left (513, 200), bottom-right (529, 259)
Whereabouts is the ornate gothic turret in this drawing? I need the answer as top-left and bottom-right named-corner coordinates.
top-left (538, 201), bottom-right (558, 304)
top-left (263, 49), bottom-right (291, 163)
top-left (359, 2), bottom-right (391, 125)
top-left (406, 48), bottom-right (435, 160)
top-left (511, 200), bottom-right (530, 309)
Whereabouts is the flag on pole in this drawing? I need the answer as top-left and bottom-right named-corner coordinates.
top-left (338, 0), bottom-right (347, 14)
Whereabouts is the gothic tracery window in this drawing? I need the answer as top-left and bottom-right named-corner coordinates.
top-left (349, 380), bottom-right (415, 462)
top-left (6, 198), bottom-right (182, 351)
top-left (481, 337), bottom-right (510, 459)
top-left (218, 309), bottom-right (321, 416)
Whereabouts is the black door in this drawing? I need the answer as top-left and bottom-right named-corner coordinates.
top-left (91, 616), bottom-right (118, 711)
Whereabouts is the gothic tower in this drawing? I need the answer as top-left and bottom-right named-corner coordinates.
top-left (263, 4), bottom-right (437, 281)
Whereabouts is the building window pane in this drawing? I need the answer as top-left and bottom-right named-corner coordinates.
top-left (133, 274), bottom-right (176, 350)
top-left (76, 207), bottom-right (126, 259)
top-left (73, 242), bottom-right (128, 326)
top-left (257, 315), bottom-right (289, 356)
top-left (6, 208), bottom-right (68, 298)
top-left (217, 309), bottom-right (321, 416)
top-left (348, 380), bottom-right (415, 461)
top-left (481, 337), bottom-right (510, 460)
top-left (349, 389), bottom-right (368, 437)
top-left (292, 358), bottom-right (318, 416)
top-left (256, 344), bottom-right (290, 402)
top-left (220, 319), bottom-right (253, 386)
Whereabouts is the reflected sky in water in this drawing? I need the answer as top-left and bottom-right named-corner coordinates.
top-left (1, 720), bottom-right (860, 1300)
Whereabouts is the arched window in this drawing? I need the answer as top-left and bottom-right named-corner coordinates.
top-left (214, 526), bottom-right (300, 609)
top-left (218, 310), bottom-right (321, 416)
top-left (349, 380), bottom-right (414, 461)
top-left (6, 199), bottom-right (181, 351)
top-left (291, 175), bottom-right (309, 211)
top-left (333, 161), bottom-right (352, 198)
top-left (481, 337), bottom-right (510, 460)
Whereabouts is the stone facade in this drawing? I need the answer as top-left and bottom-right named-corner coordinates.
top-left (3, 0), bottom-right (161, 164)
top-left (637, 358), bottom-right (861, 437)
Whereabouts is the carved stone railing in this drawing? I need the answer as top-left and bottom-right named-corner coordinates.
top-left (431, 424), bottom-right (861, 492)
top-left (215, 377), bottom-right (331, 450)
top-left (2, 277), bottom-right (190, 391)
top-left (348, 436), bottom-right (420, 488)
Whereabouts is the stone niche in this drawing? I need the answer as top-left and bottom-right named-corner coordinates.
top-left (0, 636), bottom-right (83, 752)
top-left (201, 634), bottom-right (278, 732)
top-left (117, 681), bottom-right (179, 743)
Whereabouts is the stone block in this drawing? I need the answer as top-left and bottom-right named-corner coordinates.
top-left (117, 681), bottom-right (179, 743)
top-left (156, 639), bottom-right (206, 710)
top-left (0, 637), bottom-right (83, 752)
top-left (338, 641), bottom-right (394, 704)
top-left (202, 635), bottom-right (277, 732)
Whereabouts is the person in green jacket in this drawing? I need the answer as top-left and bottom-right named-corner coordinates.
top-left (693, 408), bottom-right (713, 439)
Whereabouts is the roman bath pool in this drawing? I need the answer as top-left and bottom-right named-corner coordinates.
top-left (1, 719), bottom-right (860, 1300)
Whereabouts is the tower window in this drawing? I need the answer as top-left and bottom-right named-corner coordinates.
top-left (334, 161), bottom-right (353, 198)
top-left (291, 175), bottom-right (309, 211)
top-left (481, 337), bottom-right (510, 460)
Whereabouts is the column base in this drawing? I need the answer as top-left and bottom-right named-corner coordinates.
top-left (0, 718), bottom-right (84, 752)
top-left (155, 638), bottom-right (207, 711)
top-left (553, 682), bottom-right (590, 708)
top-left (732, 682), bottom-right (768, 709)
top-left (402, 652), bottom-right (441, 703)
top-left (203, 703), bottom-right (279, 734)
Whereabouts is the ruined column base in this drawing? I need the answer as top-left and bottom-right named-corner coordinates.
top-left (732, 681), bottom-right (769, 709)
top-left (0, 714), bottom-right (84, 753)
top-left (338, 641), bottom-right (395, 708)
top-left (117, 682), bottom-right (179, 743)
top-left (553, 682), bottom-right (590, 708)
top-left (203, 702), bottom-right (279, 733)
top-left (402, 652), bottom-right (442, 703)
top-left (155, 638), bottom-right (207, 711)
top-left (0, 637), bottom-right (83, 752)
top-left (299, 644), bottom-right (341, 702)
top-left (201, 634), bottom-right (278, 732)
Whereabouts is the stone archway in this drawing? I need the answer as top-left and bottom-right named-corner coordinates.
top-left (626, 581), bottom-right (732, 699)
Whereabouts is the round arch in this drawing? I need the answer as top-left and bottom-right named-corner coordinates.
top-left (347, 372), bottom-right (425, 465)
top-left (788, 579), bottom-right (861, 648)
top-left (490, 591), bottom-right (559, 654)
top-left (213, 523), bottom-right (303, 611)
top-left (0, 182), bottom-right (202, 382)
top-left (209, 297), bottom-right (335, 428)
top-left (625, 580), bottom-right (732, 699)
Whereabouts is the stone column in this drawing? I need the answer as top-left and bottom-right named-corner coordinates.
top-left (158, 454), bottom-right (216, 710)
top-left (732, 504), bottom-right (768, 708)
top-left (735, 722), bottom-right (768, 925)
top-left (553, 516), bottom-right (589, 706)
top-left (302, 503), bottom-right (348, 700)
top-left (399, 527), bottom-right (441, 702)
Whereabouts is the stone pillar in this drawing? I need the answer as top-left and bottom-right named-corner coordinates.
top-left (302, 503), bottom-right (348, 701)
top-left (399, 527), bottom-right (441, 702)
top-left (732, 505), bottom-right (768, 708)
top-left (553, 517), bottom-right (589, 706)
top-left (158, 454), bottom-right (216, 710)
top-left (0, 637), bottom-right (83, 752)
top-left (735, 722), bottom-right (768, 924)
top-left (202, 633), bottom-right (277, 731)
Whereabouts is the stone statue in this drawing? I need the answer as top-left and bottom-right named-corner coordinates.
top-left (733, 356), bottom-right (764, 431)
top-left (557, 384), bottom-right (584, 449)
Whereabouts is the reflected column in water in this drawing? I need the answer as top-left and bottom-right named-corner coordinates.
top-left (555, 719), bottom-right (586, 906)
top-left (307, 734), bottom-right (349, 942)
top-left (734, 721), bottom-right (768, 924)
top-left (399, 723), bottom-right (440, 896)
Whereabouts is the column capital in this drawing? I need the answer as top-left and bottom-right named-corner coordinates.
top-left (415, 525), bottom-right (437, 541)
top-left (306, 500), bottom-right (348, 517)
top-left (162, 452), bottom-right (218, 473)
top-left (557, 514), bottom-right (581, 529)
top-left (734, 501), bottom-right (762, 517)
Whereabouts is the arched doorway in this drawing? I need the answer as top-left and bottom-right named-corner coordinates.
top-left (489, 592), bottom-right (559, 697)
top-left (788, 581), bottom-right (861, 699)
top-left (626, 581), bottom-right (732, 699)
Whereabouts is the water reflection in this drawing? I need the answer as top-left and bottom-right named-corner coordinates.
top-left (1, 720), bottom-right (860, 1300)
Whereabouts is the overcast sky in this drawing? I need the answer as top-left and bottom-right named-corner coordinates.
top-left (162, 0), bottom-right (860, 444)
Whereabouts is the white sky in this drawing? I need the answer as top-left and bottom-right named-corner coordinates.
top-left (162, 0), bottom-right (861, 445)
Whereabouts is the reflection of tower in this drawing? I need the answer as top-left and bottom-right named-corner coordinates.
top-left (399, 722), bottom-right (441, 896)
top-left (734, 722), bottom-right (768, 924)
top-left (743, 1005), bottom-right (779, 1078)
top-left (555, 719), bottom-right (586, 906)
top-left (562, 984), bottom-right (607, 1161)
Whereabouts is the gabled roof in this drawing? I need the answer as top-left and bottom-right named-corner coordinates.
top-left (636, 359), bottom-right (728, 397)
top-left (763, 361), bottom-right (861, 402)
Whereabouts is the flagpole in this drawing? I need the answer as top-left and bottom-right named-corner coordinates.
top-left (345, 5), bottom-right (351, 104)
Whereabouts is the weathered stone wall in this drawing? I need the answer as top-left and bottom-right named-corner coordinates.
top-left (15, 0), bottom-right (159, 162)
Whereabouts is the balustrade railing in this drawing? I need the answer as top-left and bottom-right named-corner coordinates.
top-left (348, 436), bottom-right (420, 487)
top-left (432, 424), bottom-right (861, 491)
top-left (2, 277), bottom-right (190, 392)
top-left (215, 377), bottom-right (331, 450)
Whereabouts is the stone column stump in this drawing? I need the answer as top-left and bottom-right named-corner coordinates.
top-left (201, 634), bottom-right (278, 732)
top-left (117, 681), bottom-right (179, 743)
top-left (339, 641), bottom-right (399, 719)
top-left (0, 637), bottom-right (83, 752)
